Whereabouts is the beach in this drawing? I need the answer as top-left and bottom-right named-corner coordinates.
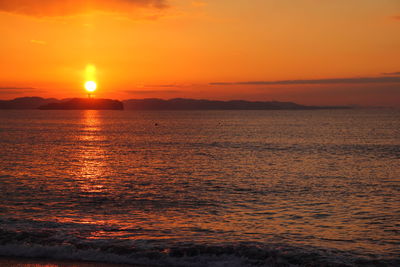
top-left (0, 257), bottom-right (142, 267)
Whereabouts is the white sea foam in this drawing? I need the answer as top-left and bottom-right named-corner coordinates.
top-left (0, 243), bottom-right (293, 267)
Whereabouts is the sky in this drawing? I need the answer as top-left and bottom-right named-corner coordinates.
top-left (0, 0), bottom-right (399, 106)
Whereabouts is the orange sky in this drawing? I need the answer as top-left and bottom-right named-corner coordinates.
top-left (0, 0), bottom-right (399, 106)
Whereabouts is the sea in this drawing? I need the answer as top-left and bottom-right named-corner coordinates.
top-left (0, 109), bottom-right (399, 267)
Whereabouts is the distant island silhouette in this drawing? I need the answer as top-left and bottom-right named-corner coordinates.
top-left (38, 98), bottom-right (123, 110)
top-left (123, 98), bottom-right (349, 110)
top-left (0, 97), bottom-right (350, 110)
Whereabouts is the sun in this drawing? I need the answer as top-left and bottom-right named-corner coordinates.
top-left (85, 81), bottom-right (97, 92)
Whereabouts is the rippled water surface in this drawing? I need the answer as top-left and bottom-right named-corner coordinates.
top-left (0, 109), bottom-right (399, 266)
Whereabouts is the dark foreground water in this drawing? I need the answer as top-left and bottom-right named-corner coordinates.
top-left (0, 109), bottom-right (399, 267)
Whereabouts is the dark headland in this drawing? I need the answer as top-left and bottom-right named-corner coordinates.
top-left (0, 97), bottom-right (350, 110)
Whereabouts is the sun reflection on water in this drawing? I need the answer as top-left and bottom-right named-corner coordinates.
top-left (77, 110), bottom-right (108, 194)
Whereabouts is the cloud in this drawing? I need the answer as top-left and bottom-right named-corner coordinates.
top-left (191, 1), bottom-right (207, 8)
top-left (0, 86), bottom-right (37, 90)
top-left (0, 90), bottom-right (28, 94)
top-left (393, 15), bottom-right (400, 21)
top-left (382, 72), bottom-right (400, 76)
top-left (0, 0), bottom-right (167, 17)
top-left (125, 90), bottom-right (181, 95)
top-left (0, 86), bottom-right (40, 94)
top-left (210, 76), bottom-right (400, 86)
top-left (143, 84), bottom-right (186, 88)
top-left (30, 39), bottom-right (47, 45)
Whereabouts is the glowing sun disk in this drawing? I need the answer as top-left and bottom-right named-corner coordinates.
top-left (85, 81), bottom-right (97, 92)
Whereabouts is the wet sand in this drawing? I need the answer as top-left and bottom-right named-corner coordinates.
top-left (0, 257), bottom-right (150, 267)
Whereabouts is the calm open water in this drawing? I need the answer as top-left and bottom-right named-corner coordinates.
top-left (0, 109), bottom-right (399, 266)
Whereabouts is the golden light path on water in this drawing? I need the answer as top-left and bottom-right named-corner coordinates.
top-left (68, 110), bottom-right (190, 240)
top-left (78, 110), bottom-right (106, 194)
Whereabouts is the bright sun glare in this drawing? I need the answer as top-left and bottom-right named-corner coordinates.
top-left (85, 81), bottom-right (97, 92)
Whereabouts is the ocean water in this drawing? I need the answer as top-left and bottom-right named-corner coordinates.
top-left (0, 109), bottom-right (399, 267)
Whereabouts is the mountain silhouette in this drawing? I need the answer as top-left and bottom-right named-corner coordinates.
top-left (0, 97), bottom-right (60, 109)
top-left (122, 98), bottom-right (347, 110)
top-left (0, 97), bottom-right (349, 110)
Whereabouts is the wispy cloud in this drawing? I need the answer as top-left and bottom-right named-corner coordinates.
top-left (191, 1), bottom-right (207, 8)
top-left (382, 71), bottom-right (400, 76)
top-left (30, 39), bottom-right (46, 45)
top-left (392, 15), bottom-right (400, 21)
top-left (0, 90), bottom-right (27, 94)
top-left (0, 87), bottom-right (37, 90)
top-left (0, 87), bottom-right (41, 94)
top-left (210, 76), bottom-right (400, 86)
top-left (0, 0), bottom-right (168, 17)
top-left (124, 90), bottom-right (181, 95)
top-left (143, 84), bottom-right (186, 88)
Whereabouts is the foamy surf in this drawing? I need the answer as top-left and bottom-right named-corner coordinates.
top-left (0, 224), bottom-right (398, 267)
